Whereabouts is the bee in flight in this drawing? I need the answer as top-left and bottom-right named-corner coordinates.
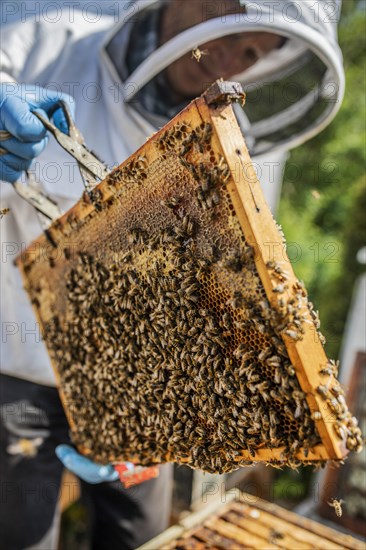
top-left (0, 207), bottom-right (10, 219)
top-left (328, 498), bottom-right (344, 517)
top-left (191, 47), bottom-right (209, 62)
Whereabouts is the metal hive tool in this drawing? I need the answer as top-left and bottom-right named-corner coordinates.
top-left (16, 81), bottom-right (362, 473)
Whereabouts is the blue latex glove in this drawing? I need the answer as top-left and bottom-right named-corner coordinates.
top-left (56, 444), bottom-right (119, 484)
top-left (0, 83), bottom-right (75, 183)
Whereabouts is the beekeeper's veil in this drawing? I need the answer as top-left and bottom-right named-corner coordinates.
top-left (125, 0), bottom-right (344, 155)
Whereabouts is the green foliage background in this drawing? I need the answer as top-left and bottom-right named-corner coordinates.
top-left (272, 0), bottom-right (365, 506)
top-left (278, 0), bottom-right (366, 361)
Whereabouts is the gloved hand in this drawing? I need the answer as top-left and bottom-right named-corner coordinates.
top-left (0, 83), bottom-right (75, 183)
top-left (56, 444), bottom-right (119, 484)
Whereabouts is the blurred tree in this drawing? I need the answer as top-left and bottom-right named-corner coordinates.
top-left (278, 2), bottom-right (366, 359)
top-left (273, 2), bottom-right (365, 504)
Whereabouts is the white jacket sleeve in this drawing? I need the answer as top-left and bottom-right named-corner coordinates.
top-left (0, 19), bottom-right (41, 83)
top-left (0, 14), bottom-right (98, 85)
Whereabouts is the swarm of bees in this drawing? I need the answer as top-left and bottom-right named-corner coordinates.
top-left (315, 376), bottom-right (362, 452)
top-left (29, 116), bottom-right (362, 473)
top-left (45, 228), bottom-right (320, 471)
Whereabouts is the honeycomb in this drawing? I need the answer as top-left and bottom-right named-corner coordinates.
top-left (18, 86), bottom-right (362, 473)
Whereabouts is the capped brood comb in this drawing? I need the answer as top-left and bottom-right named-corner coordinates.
top-left (16, 80), bottom-right (363, 473)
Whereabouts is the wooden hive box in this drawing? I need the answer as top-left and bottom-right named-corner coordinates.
top-left (136, 492), bottom-right (365, 550)
top-left (16, 81), bottom-right (362, 472)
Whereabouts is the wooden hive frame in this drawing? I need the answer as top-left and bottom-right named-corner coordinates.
top-left (137, 491), bottom-right (365, 550)
top-left (16, 81), bottom-right (361, 470)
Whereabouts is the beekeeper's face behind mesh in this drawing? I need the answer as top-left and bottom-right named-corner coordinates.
top-left (131, 0), bottom-right (344, 154)
top-left (160, 0), bottom-right (284, 97)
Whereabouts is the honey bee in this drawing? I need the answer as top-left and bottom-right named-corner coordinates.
top-left (164, 196), bottom-right (180, 209)
top-left (257, 348), bottom-right (270, 362)
top-left (268, 461), bottom-right (283, 470)
top-left (294, 402), bottom-right (304, 419)
top-left (272, 367), bottom-right (281, 385)
top-left (328, 398), bottom-right (344, 416)
top-left (327, 498), bottom-right (344, 517)
top-left (268, 521), bottom-right (284, 536)
top-left (201, 123), bottom-right (212, 144)
top-left (211, 190), bottom-right (220, 205)
top-left (285, 329), bottom-right (301, 341)
top-left (330, 384), bottom-right (345, 397)
top-left (348, 416), bottom-right (359, 428)
top-left (220, 166), bottom-right (231, 182)
top-left (191, 47), bottom-right (209, 62)
top-left (7, 436), bottom-right (43, 457)
top-left (310, 315), bottom-right (321, 330)
top-left (293, 280), bottom-right (307, 297)
top-left (287, 457), bottom-right (301, 472)
top-left (273, 283), bottom-right (287, 293)
top-left (320, 359), bottom-right (339, 377)
top-left (317, 384), bottom-right (330, 399)
top-left (195, 426), bottom-right (206, 439)
top-left (179, 158), bottom-right (196, 176)
top-left (269, 263), bottom-right (289, 282)
top-left (266, 355), bottom-right (281, 368)
top-left (286, 365), bottom-right (295, 376)
top-left (333, 422), bottom-right (348, 440)
top-left (0, 207), bottom-right (10, 219)
top-left (289, 440), bottom-right (300, 454)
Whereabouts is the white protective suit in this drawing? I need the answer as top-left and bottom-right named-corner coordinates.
top-left (0, 0), bottom-right (344, 386)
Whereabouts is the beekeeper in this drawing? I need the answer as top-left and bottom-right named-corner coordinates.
top-left (0, 0), bottom-right (344, 548)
